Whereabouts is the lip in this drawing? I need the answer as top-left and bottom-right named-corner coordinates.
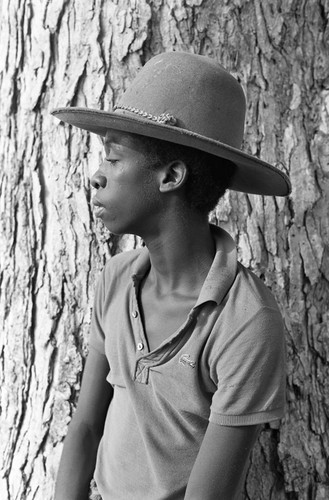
top-left (92, 197), bottom-right (105, 218)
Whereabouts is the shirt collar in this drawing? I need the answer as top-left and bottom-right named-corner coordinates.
top-left (131, 225), bottom-right (237, 306)
top-left (131, 246), bottom-right (151, 285)
top-left (195, 225), bottom-right (237, 307)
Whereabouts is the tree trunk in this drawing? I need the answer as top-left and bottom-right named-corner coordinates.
top-left (0, 0), bottom-right (328, 499)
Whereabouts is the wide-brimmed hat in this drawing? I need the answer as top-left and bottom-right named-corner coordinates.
top-left (52, 52), bottom-right (291, 196)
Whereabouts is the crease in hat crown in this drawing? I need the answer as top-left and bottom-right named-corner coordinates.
top-left (51, 51), bottom-right (291, 196)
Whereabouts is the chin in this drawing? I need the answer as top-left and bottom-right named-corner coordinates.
top-left (103, 220), bottom-right (135, 237)
top-left (102, 214), bottom-right (150, 238)
top-left (103, 223), bottom-right (125, 236)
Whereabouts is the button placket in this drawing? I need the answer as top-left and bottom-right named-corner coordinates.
top-left (131, 279), bottom-right (148, 355)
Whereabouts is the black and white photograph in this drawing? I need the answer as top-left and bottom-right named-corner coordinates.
top-left (0, 1), bottom-right (328, 499)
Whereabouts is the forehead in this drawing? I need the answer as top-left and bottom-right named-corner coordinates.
top-left (102, 129), bottom-right (150, 155)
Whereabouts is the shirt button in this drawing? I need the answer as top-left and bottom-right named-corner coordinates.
top-left (137, 342), bottom-right (144, 351)
top-left (132, 310), bottom-right (138, 318)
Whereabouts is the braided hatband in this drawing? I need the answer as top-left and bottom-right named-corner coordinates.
top-left (113, 104), bottom-right (177, 126)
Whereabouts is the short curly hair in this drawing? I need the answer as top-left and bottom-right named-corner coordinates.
top-left (141, 136), bottom-right (236, 214)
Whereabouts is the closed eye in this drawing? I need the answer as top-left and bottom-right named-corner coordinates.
top-left (104, 158), bottom-right (118, 165)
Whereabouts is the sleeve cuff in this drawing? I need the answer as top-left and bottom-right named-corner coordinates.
top-left (209, 407), bottom-right (285, 426)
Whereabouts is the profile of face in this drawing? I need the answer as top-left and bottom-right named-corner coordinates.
top-left (91, 129), bottom-right (161, 236)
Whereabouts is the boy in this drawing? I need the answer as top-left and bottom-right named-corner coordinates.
top-left (52, 52), bottom-right (290, 500)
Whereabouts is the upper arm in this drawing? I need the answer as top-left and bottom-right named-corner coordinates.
top-left (210, 306), bottom-right (286, 425)
top-left (185, 422), bottom-right (260, 500)
top-left (73, 347), bottom-right (113, 435)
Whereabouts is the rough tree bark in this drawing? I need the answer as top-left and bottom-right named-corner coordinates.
top-left (0, 0), bottom-right (328, 499)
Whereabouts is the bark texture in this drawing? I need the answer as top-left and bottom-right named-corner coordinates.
top-left (0, 0), bottom-right (328, 499)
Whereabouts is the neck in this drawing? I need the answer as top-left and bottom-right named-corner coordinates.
top-left (141, 211), bottom-right (215, 294)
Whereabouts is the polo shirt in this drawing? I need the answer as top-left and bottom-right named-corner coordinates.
top-left (90, 225), bottom-right (286, 499)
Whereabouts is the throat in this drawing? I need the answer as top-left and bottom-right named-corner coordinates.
top-left (138, 282), bottom-right (199, 352)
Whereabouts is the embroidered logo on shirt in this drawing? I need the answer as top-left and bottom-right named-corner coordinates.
top-left (179, 354), bottom-right (196, 369)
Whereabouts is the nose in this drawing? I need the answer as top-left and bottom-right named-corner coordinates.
top-left (91, 168), bottom-right (107, 189)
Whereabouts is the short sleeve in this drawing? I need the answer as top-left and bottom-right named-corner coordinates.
top-left (89, 270), bottom-right (106, 355)
top-left (209, 306), bottom-right (286, 426)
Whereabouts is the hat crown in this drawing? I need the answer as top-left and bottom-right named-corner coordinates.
top-left (115, 52), bottom-right (246, 150)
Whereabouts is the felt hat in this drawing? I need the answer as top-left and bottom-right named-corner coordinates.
top-left (52, 52), bottom-right (291, 196)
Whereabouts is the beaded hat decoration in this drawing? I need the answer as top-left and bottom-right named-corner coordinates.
top-left (52, 52), bottom-right (291, 196)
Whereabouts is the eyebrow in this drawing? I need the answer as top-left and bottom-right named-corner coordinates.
top-left (103, 140), bottom-right (120, 154)
top-left (103, 139), bottom-right (123, 154)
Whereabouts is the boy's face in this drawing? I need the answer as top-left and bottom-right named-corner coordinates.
top-left (91, 129), bottom-right (161, 236)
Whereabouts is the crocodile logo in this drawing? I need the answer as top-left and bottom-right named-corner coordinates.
top-left (179, 354), bottom-right (196, 369)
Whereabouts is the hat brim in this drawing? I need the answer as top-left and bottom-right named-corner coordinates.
top-left (51, 107), bottom-right (291, 196)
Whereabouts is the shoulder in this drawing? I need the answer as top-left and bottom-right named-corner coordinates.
top-left (229, 262), bottom-right (282, 316)
top-left (215, 262), bottom-right (284, 342)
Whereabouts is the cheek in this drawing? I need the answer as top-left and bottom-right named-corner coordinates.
top-left (139, 169), bottom-right (160, 200)
top-left (139, 183), bottom-right (160, 212)
top-left (102, 167), bottom-right (160, 215)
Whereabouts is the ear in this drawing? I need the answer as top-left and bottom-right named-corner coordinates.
top-left (158, 160), bottom-right (188, 193)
